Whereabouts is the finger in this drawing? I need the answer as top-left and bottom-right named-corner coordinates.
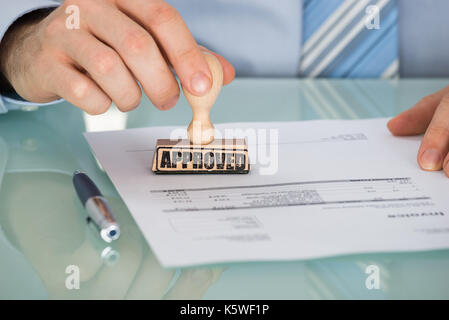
top-left (117, 0), bottom-right (213, 96)
top-left (417, 93), bottom-right (449, 171)
top-left (388, 86), bottom-right (449, 136)
top-left (46, 63), bottom-right (112, 115)
top-left (444, 153), bottom-right (449, 177)
top-left (199, 46), bottom-right (235, 85)
top-left (63, 31), bottom-right (141, 112)
top-left (84, 2), bottom-right (179, 110)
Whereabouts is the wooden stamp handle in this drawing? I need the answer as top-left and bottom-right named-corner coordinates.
top-left (182, 52), bottom-right (223, 145)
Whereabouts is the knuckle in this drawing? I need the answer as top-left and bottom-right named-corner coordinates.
top-left (426, 124), bottom-right (449, 138)
top-left (43, 18), bottom-right (65, 38)
top-left (122, 29), bottom-right (152, 55)
top-left (148, 3), bottom-right (179, 27)
top-left (91, 50), bottom-right (118, 75)
top-left (176, 46), bottom-right (198, 61)
top-left (175, 46), bottom-right (198, 63)
top-left (69, 79), bottom-right (90, 100)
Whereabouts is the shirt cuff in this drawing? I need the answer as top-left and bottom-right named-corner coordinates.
top-left (0, 93), bottom-right (64, 113)
top-left (0, 0), bottom-right (61, 114)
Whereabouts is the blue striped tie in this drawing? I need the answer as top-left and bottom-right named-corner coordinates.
top-left (299, 0), bottom-right (399, 78)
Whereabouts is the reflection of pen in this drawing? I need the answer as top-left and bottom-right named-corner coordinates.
top-left (73, 170), bottom-right (120, 243)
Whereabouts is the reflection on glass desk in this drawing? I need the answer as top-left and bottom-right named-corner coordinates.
top-left (0, 79), bottom-right (449, 299)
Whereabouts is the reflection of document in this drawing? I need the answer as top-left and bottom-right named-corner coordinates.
top-left (85, 118), bottom-right (449, 267)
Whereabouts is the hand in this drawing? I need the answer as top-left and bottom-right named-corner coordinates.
top-left (388, 85), bottom-right (449, 177)
top-left (0, 0), bottom-right (235, 114)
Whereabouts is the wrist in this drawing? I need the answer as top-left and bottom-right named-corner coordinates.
top-left (0, 8), bottom-right (54, 93)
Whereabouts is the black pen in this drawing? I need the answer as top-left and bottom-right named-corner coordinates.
top-left (73, 170), bottom-right (120, 243)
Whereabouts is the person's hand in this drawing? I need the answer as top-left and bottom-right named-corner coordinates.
top-left (0, 0), bottom-right (235, 114)
top-left (388, 85), bottom-right (449, 177)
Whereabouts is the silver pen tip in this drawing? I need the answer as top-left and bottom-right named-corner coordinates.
top-left (100, 224), bottom-right (121, 243)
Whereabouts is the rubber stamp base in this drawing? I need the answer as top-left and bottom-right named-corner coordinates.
top-left (152, 139), bottom-right (250, 174)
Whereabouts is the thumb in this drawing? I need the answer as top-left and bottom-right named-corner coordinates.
top-left (199, 45), bottom-right (235, 85)
top-left (387, 86), bottom-right (449, 136)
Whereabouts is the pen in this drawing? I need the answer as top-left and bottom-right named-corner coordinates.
top-left (73, 170), bottom-right (120, 243)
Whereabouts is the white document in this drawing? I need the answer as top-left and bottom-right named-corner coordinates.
top-left (85, 118), bottom-right (449, 267)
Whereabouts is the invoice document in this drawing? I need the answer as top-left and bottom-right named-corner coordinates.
top-left (85, 118), bottom-right (449, 267)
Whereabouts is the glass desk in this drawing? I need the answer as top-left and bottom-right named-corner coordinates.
top-left (1, 78), bottom-right (449, 299)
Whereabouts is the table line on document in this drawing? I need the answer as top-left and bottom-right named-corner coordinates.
top-left (162, 197), bottom-right (432, 213)
top-left (149, 177), bottom-right (415, 193)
